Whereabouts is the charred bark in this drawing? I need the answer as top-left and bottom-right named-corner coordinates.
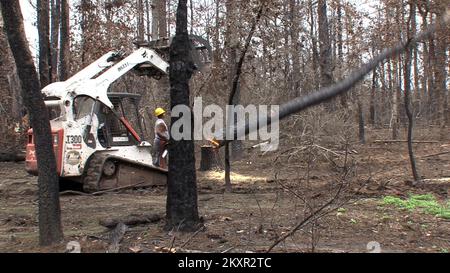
top-left (1, 0), bottom-right (63, 246)
top-left (59, 0), bottom-right (70, 80)
top-left (37, 0), bottom-right (51, 87)
top-left (166, 0), bottom-right (201, 231)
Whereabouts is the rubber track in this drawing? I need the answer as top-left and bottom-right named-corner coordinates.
top-left (82, 153), bottom-right (109, 192)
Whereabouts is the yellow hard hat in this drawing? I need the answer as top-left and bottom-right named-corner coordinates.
top-left (154, 107), bottom-right (166, 117)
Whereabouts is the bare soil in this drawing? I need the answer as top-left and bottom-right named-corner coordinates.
top-left (1, 128), bottom-right (449, 253)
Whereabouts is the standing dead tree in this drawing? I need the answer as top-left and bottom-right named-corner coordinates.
top-left (0, 0), bottom-right (63, 246)
top-left (404, 0), bottom-right (420, 182)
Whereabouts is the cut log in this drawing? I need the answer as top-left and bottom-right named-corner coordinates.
top-left (99, 213), bottom-right (162, 229)
top-left (199, 145), bottom-right (222, 171)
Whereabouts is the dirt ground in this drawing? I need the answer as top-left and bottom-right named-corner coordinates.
top-left (1, 128), bottom-right (449, 253)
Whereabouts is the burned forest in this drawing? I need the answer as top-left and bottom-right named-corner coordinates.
top-left (0, 0), bottom-right (450, 258)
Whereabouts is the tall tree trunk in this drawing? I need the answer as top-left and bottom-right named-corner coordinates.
top-left (357, 89), bottom-right (365, 144)
top-left (434, 10), bottom-right (448, 139)
top-left (418, 3), bottom-right (431, 120)
top-left (189, 0), bottom-right (193, 34)
top-left (392, 59), bottom-right (399, 139)
top-left (404, 0), bottom-right (420, 182)
top-left (411, 0), bottom-right (421, 114)
top-left (151, 0), bottom-right (159, 39)
top-left (290, 0), bottom-right (301, 97)
top-left (59, 0), bottom-right (70, 80)
top-left (318, 0), bottom-right (334, 110)
top-left (146, 0), bottom-right (151, 41)
top-left (137, 0), bottom-right (145, 41)
top-left (1, 0), bottom-right (63, 246)
top-left (310, 0), bottom-right (319, 89)
top-left (380, 61), bottom-right (387, 125)
top-left (159, 0), bottom-right (167, 38)
top-left (336, 0), bottom-right (347, 107)
top-left (37, 0), bottom-right (51, 87)
top-left (50, 0), bottom-right (60, 82)
top-left (212, 0), bottom-right (221, 62)
top-left (166, 0), bottom-right (200, 231)
top-left (370, 67), bottom-right (377, 126)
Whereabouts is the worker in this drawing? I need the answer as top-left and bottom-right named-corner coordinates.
top-left (153, 107), bottom-right (169, 169)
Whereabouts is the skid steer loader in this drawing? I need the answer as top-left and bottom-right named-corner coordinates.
top-left (25, 37), bottom-right (211, 192)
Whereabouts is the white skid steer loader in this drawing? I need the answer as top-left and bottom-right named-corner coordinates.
top-left (25, 37), bottom-right (211, 192)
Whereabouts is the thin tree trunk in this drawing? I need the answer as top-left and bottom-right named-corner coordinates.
top-left (37, 0), bottom-right (51, 87)
top-left (336, 0), bottom-right (347, 107)
top-left (137, 0), bottom-right (145, 41)
top-left (50, 0), bottom-right (60, 82)
top-left (151, 0), bottom-right (159, 39)
top-left (59, 0), bottom-right (70, 80)
top-left (224, 1), bottom-right (264, 192)
top-left (146, 0), bottom-right (151, 41)
top-left (290, 0), bottom-right (301, 97)
top-left (434, 6), bottom-right (448, 139)
top-left (310, 0), bottom-right (319, 89)
top-left (411, 0), bottom-right (420, 114)
top-left (357, 88), bottom-right (365, 144)
top-left (159, 0), bottom-right (167, 38)
top-left (369, 66), bottom-right (377, 126)
top-left (189, 0), bottom-right (193, 34)
top-left (1, 0), bottom-right (63, 246)
top-left (318, 0), bottom-right (334, 110)
top-left (212, 0), bottom-right (221, 62)
top-left (166, 0), bottom-right (200, 232)
top-left (392, 59), bottom-right (399, 139)
top-left (380, 61), bottom-right (387, 125)
top-left (404, 0), bottom-right (420, 182)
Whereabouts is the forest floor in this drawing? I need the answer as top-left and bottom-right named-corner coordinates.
top-left (0, 128), bottom-right (450, 253)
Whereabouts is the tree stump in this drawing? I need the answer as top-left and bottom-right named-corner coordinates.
top-left (199, 145), bottom-right (222, 171)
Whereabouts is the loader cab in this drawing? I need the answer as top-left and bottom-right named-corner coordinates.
top-left (73, 93), bottom-right (144, 148)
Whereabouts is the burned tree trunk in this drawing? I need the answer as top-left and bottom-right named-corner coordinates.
top-left (318, 0), bottom-right (334, 110)
top-left (50, 0), bottom-right (60, 82)
top-left (59, 0), bottom-right (70, 80)
top-left (1, 0), bottom-right (63, 246)
top-left (37, 0), bottom-right (51, 87)
top-left (404, 1), bottom-right (420, 182)
top-left (166, 0), bottom-right (201, 231)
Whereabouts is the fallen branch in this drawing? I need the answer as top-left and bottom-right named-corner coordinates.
top-left (154, 246), bottom-right (208, 253)
top-left (180, 225), bottom-right (206, 249)
top-left (59, 190), bottom-right (91, 196)
top-left (99, 213), bottom-right (162, 229)
top-left (420, 151), bottom-right (450, 159)
top-left (92, 182), bottom-right (146, 196)
top-left (373, 140), bottom-right (438, 144)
